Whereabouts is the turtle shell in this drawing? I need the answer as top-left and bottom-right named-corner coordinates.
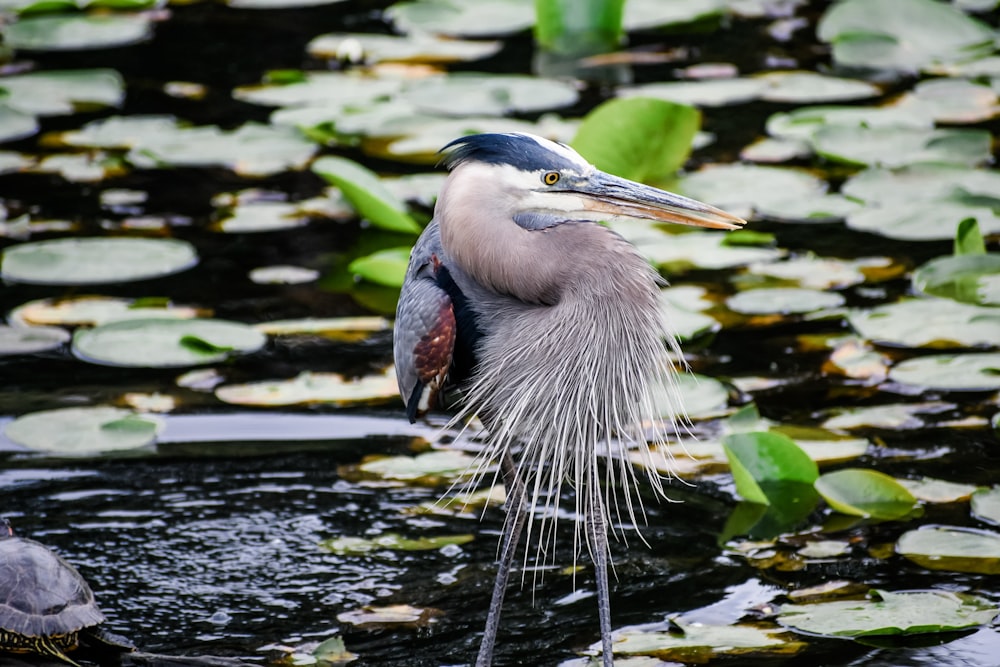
top-left (0, 536), bottom-right (105, 638)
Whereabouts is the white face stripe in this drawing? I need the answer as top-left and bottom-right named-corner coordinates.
top-left (506, 133), bottom-right (594, 174)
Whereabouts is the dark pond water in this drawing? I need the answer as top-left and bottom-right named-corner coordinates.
top-left (2, 0), bottom-right (1000, 666)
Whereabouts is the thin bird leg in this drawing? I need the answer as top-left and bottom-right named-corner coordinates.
top-left (587, 483), bottom-right (615, 667)
top-left (476, 450), bottom-right (527, 667)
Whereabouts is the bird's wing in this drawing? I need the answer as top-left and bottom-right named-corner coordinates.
top-left (394, 222), bottom-right (457, 423)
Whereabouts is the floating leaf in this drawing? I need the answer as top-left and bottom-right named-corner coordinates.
top-left (889, 353), bottom-right (1000, 391)
top-left (0, 237), bottom-right (197, 285)
top-left (9, 295), bottom-right (203, 327)
top-left (535, 0), bottom-right (624, 55)
top-left (623, 0), bottom-right (726, 30)
top-left (722, 431), bottom-right (819, 505)
top-left (656, 373), bottom-right (731, 421)
top-left (755, 71), bottom-right (881, 103)
top-left (337, 604), bottom-right (441, 628)
top-left (971, 486), bottom-right (1000, 526)
top-left (812, 126), bottom-right (992, 168)
top-left (233, 71), bottom-right (407, 111)
top-left (0, 69), bottom-right (124, 116)
top-left (4, 406), bottom-right (160, 454)
top-left (913, 254), bottom-right (1000, 307)
top-left (572, 97), bottom-right (699, 184)
top-left (320, 532), bottom-right (474, 555)
top-left (73, 318), bottom-right (265, 368)
top-left (779, 590), bottom-right (998, 637)
top-left (817, 0), bottom-right (997, 72)
top-left (311, 156), bottom-right (421, 233)
top-left (815, 469), bottom-right (918, 519)
top-left (726, 288), bottom-right (845, 315)
top-left (248, 265), bottom-right (320, 285)
top-left (899, 477), bottom-right (979, 504)
top-left (348, 247), bottom-right (411, 287)
top-left (400, 73), bottom-right (579, 116)
top-left (308, 32), bottom-right (501, 64)
top-left (897, 527), bottom-right (1000, 574)
top-left (619, 78), bottom-right (766, 108)
top-left (386, 0), bottom-right (535, 37)
top-left (612, 621), bottom-right (802, 661)
top-left (0, 106), bottom-right (38, 143)
top-left (821, 402), bottom-right (956, 431)
top-left (356, 450), bottom-right (479, 483)
top-left (215, 369), bottom-right (398, 406)
top-left (0, 325), bottom-right (70, 355)
top-left (254, 317), bottom-right (390, 337)
top-left (6, 14), bottom-right (155, 51)
top-left (847, 299), bottom-right (1000, 348)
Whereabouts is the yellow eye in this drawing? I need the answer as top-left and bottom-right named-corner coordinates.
top-left (543, 171), bottom-right (560, 185)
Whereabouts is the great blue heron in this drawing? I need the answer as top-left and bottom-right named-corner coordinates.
top-left (393, 132), bottom-right (744, 666)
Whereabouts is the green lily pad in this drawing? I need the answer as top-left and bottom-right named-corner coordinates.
top-left (0, 237), bottom-right (197, 285)
top-left (889, 352), bottom-right (1000, 391)
top-left (307, 32), bottom-right (501, 64)
top-left (623, 0), bottom-right (725, 30)
top-left (619, 77), bottom-right (766, 108)
top-left (609, 221), bottom-right (783, 272)
top-left (73, 318), bottom-right (266, 368)
top-left (213, 201), bottom-right (309, 233)
top-left (766, 104), bottom-right (931, 142)
top-left (233, 71), bottom-right (406, 111)
top-left (898, 477), bottom-right (979, 504)
top-left (755, 71), bottom-right (881, 103)
top-left (722, 431), bottom-right (819, 505)
top-left (224, 0), bottom-right (347, 8)
top-left (53, 114), bottom-right (182, 148)
top-left (254, 317), bottom-right (390, 337)
top-left (913, 254), bottom-right (1000, 307)
top-left (740, 137), bottom-right (812, 163)
top-left (400, 73), bottom-right (579, 116)
top-left (812, 125), bottom-right (992, 168)
top-left (971, 486), bottom-right (1000, 525)
top-left (9, 295), bottom-right (202, 327)
top-left (311, 156), bottom-right (421, 233)
top-left (320, 532), bottom-right (474, 555)
top-left (748, 256), bottom-right (891, 290)
top-left (612, 621), bottom-right (802, 661)
top-left (0, 106), bottom-right (38, 143)
top-left (846, 299), bottom-right (1000, 348)
top-left (815, 469), bottom-right (918, 520)
top-left (572, 97), bottom-right (699, 184)
top-left (357, 450), bottom-right (478, 482)
top-left (7, 13), bottom-right (155, 51)
top-left (657, 372), bottom-right (731, 421)
top-left (214, 369), bottom-right (398, 406)
top-left (843, 164), bottom-right (1000, 208)
top-left (817, 0), bottom-right (997, 72)
top-left (0, 325), bottom-right (70, 355)
top-left (4, 406), bottom-right (161, 454)
top-left (727, 287), bottom-right (845, 315)
top-left (821, 402), bottom-right (957, 431)
top-left (779, 589), bottom-right (998, 637)
top-left (892, 78), bottom-right (999, 124)
top-left (677, 164), bottom-right (850, 222)
top-left (348, 247), bottom-right (411, 287)
top-left (127, 122), bottom-right (318, 177)
top-left (897, 527), bottom-right (1000, 574)
top-left (385, 0), bottom-right (535, 37)
top-left (0, 69), bottom-right (124, 116)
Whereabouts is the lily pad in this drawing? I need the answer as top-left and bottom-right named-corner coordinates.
top-left (572, 97), bottom-right (699, 184)
top-left (348, 247), bottom-right (411, 287)
top-left (722, 431), bottom-right (819, 505)
top-left (73, 318), bottom-right (266, 368)
top-left (6, 13), bottom-right (155, 51)
top-left (748, 256), bottom-right (892, 290)
top-left (899, 477), bottom-right (980, 504)
top-left (610, 222), bottom-right (784, 272)
top-left (779, 589), bottom-right (998, 637)
top-left (0, 325), bottom-right (70, 355)
top-left (307, 32), bottom-right (501, 64)
top-left (311, 157), bottom-right (421, 233)
top-left (766, 104), bottom-right (931, 143)
top-left (385, 0), bottom-right (535, 37)
top-left (0, 237), bottom-right (197, 285)
top-left (897, 527), bottom-right (1000, 574)
top-left (4, 406), bottom-right (161, 454)
top-left (0, 69), bottom-right (124, 116)
top-left (254, 317), bottom-right (390, 337)
top-left (726, 288), bottom-right (845, 315)
top-left (888, 353), bottom-right (1000, 391)
top-left (400, 73), bottom-right (579, 116)
top-left (0, 106), bottom-right (38, 143)
top-left (9, 295), bottom-right (202, 327)
top-left (248, 265), bottom-right (320, 284)
top-left (821, 402), bottom-right (957, 431)
top-left (913, 254), bottom-right (1000, 307)
top-left (812, 125), bottom-right (992, 168)
top-left (337, 604), bottom-right (440, 628)
top-left (892, 78), bottom-right (999, 124)
top-left (127, 123), bottom-right (318, 177)
top-left (817, 0), bottom-right (997, 72)
top-left (320, 532), bottom-right (474, 555)
top-left (357, 450), bottom-right (479, 483)
top-left (233, 71), bottom-right (407, 111)
top-left (214, 369), bottom-right (398, 406)
top-left (612, 621), bottom-right (801, 661)
top-left (619, 77), bottom-right (766, 108)
top-left (814, 468), bottom-right (918, 520)
top-left (971, 486), bottom-right (1000, 525)
top-left (755, 71), bottom-right (881, 103)
top-left (846, 299), bottom-right (1000, 348)
top-left (657, 372), bottom-right (731, 421)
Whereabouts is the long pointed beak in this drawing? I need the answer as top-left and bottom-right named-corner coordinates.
top-left (576, 170), bottom-right (745, 230)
